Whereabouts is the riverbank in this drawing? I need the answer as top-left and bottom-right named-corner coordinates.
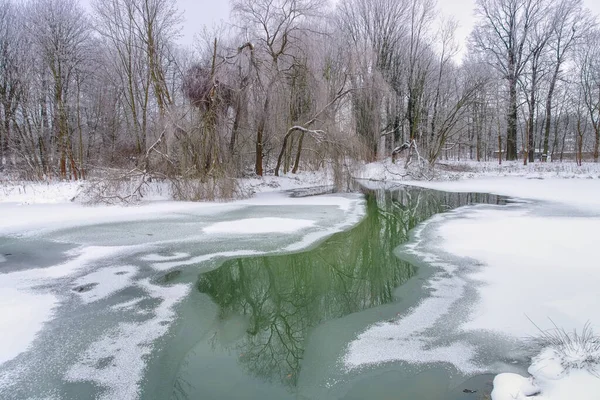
top-left (397, 176), bottom-right (600, 400)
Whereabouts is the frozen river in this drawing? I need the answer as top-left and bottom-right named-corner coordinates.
top-left (3, 181), bottom-right (596, 399)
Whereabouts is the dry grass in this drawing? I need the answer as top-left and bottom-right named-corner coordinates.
top-left (526, 320), bottom-right (600, 375)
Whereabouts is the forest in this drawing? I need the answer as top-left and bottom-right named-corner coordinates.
top-left (0, 0), bottom-right (599, 198)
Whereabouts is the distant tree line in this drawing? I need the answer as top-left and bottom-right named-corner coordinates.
top-left (0, 0), bottom-right (598, 186)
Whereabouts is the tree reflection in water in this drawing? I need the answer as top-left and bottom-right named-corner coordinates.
top-left (196, 187), bottom-right (503, 388)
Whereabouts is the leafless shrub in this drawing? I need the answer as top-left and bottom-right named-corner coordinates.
top-left (77, 167), bottom-right (156, 205)
top-left (170, 175), bottom-right (249, 202)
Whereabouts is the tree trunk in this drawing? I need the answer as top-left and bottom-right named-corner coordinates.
top-left (255, 98), bottom-right (268, 176)
top-left (543, 65), bottom-right (560, 161)
top-left (291, 132), bottom-right (305, 174)
top-left (506, 77), bottom-right (518, 161)
top-left (594, 127), bottom-right (599, 163)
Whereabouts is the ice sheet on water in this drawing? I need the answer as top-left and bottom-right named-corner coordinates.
top-left (405, 177), bottom-right (600, 213)
top-left (204, 217), bottom-right (315, 234)
top-left (343, 253), bottom-right (481, 374)
top-left (0, 245), bottom-right (145, 369)
top-left (149, 250), bottom-right (265, 271)
top-left (110, 297), bottom-right (145, 311)
top-left (65, 280), bottom-right (191, 400)
top-left (139, 252), bottom-right (189, 262)
top-left (0, 191), bottom-right (368, 397)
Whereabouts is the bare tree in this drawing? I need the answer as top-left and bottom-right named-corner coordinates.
top-left (232, 0), bottom-right (323, 176)
top-left (541, 0), bottom-right (592, 160)
top-left (579, 29), bottom-right (600, 162)
top-left (27, 0), bottom-right (91, 179)
top-left (473, 0), bottom-right (545, 161)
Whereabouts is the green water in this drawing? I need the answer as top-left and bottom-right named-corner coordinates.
top-left (143, 186), bottom-right (504, 400)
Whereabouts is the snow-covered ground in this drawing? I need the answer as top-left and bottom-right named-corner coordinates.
top-left (0, 170), bottom-right (335, 205)
top-left (351, 161), bottom-right (600, 400)
top-left (358, 159), bottom-right (600, 182)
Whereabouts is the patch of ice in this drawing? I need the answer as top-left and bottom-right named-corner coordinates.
top-left (40, 246), bottom-right (140, 280)
top-left (203, 218), bottom-right (315, 234)
top-left (284, 195), bottom-right (366, 252)
top-left (150, 250), bottom-right (265, 271)
top-left (344, 270), bottom-right (481, 374)
top-left (0, 289), bottom-right (57, 365)
top-left (0, 246), bottom-right (141, 367)
top-left (343, 205), bottom-right (481, 373)
top-left (73, 266), bottom-right (138, 304)
top-left (65, 280), bottom-right (191, 400)
top-left (110, 298), bottom-right (145, 311)
top-left (0, 254), bottom-right (5, 263)
top-left (139, 252), bottom-right (190, 262)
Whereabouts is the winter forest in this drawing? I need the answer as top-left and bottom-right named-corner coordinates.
top-left (0, 0), bottom-right (599, 197)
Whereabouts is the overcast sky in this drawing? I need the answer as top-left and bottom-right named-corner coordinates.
top-left (83, 0), bottom-right (600, 55)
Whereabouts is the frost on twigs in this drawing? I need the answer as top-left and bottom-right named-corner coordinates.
top-left (170, 175), bottom-right (250, 202)
top-left (77, 168), bottom-right (158, 205)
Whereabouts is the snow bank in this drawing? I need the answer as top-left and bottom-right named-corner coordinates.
top-left (397, 177), bottom-right (600, 399)
top-left (0, 181), bottom-right (83, 204)
top-left (0, 169), bottom-right (334, 205)
top-left (203, 217), bottom-right (315, 234)
top-left (492, 346), bottom-right (600, 400)
top-left (438, 208), bottom-right (600, 336)
top-left (359, 159), bottom-right (600, 183)
top-left (405, 177), bottom-right (600, 212)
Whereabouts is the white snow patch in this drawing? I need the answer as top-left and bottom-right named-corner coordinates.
top-left (344, 270), bottom-right (480, 373)
top-left (0, 181), bottom-right (83, 204)
top-left (65, 280), bottom-right (191, 400)
top-left (40, 246), bottom-right (139, 280)
top-left (203, 217), bottom-right (315, 234)
top-left (73, 266), bottom-right (138, 304)
top-left (437, 208), bottom-right (600, 337)
top-left (0, 289), bottom-right (57, 365)
top-left (491, 373), bottom-right (539, 400)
